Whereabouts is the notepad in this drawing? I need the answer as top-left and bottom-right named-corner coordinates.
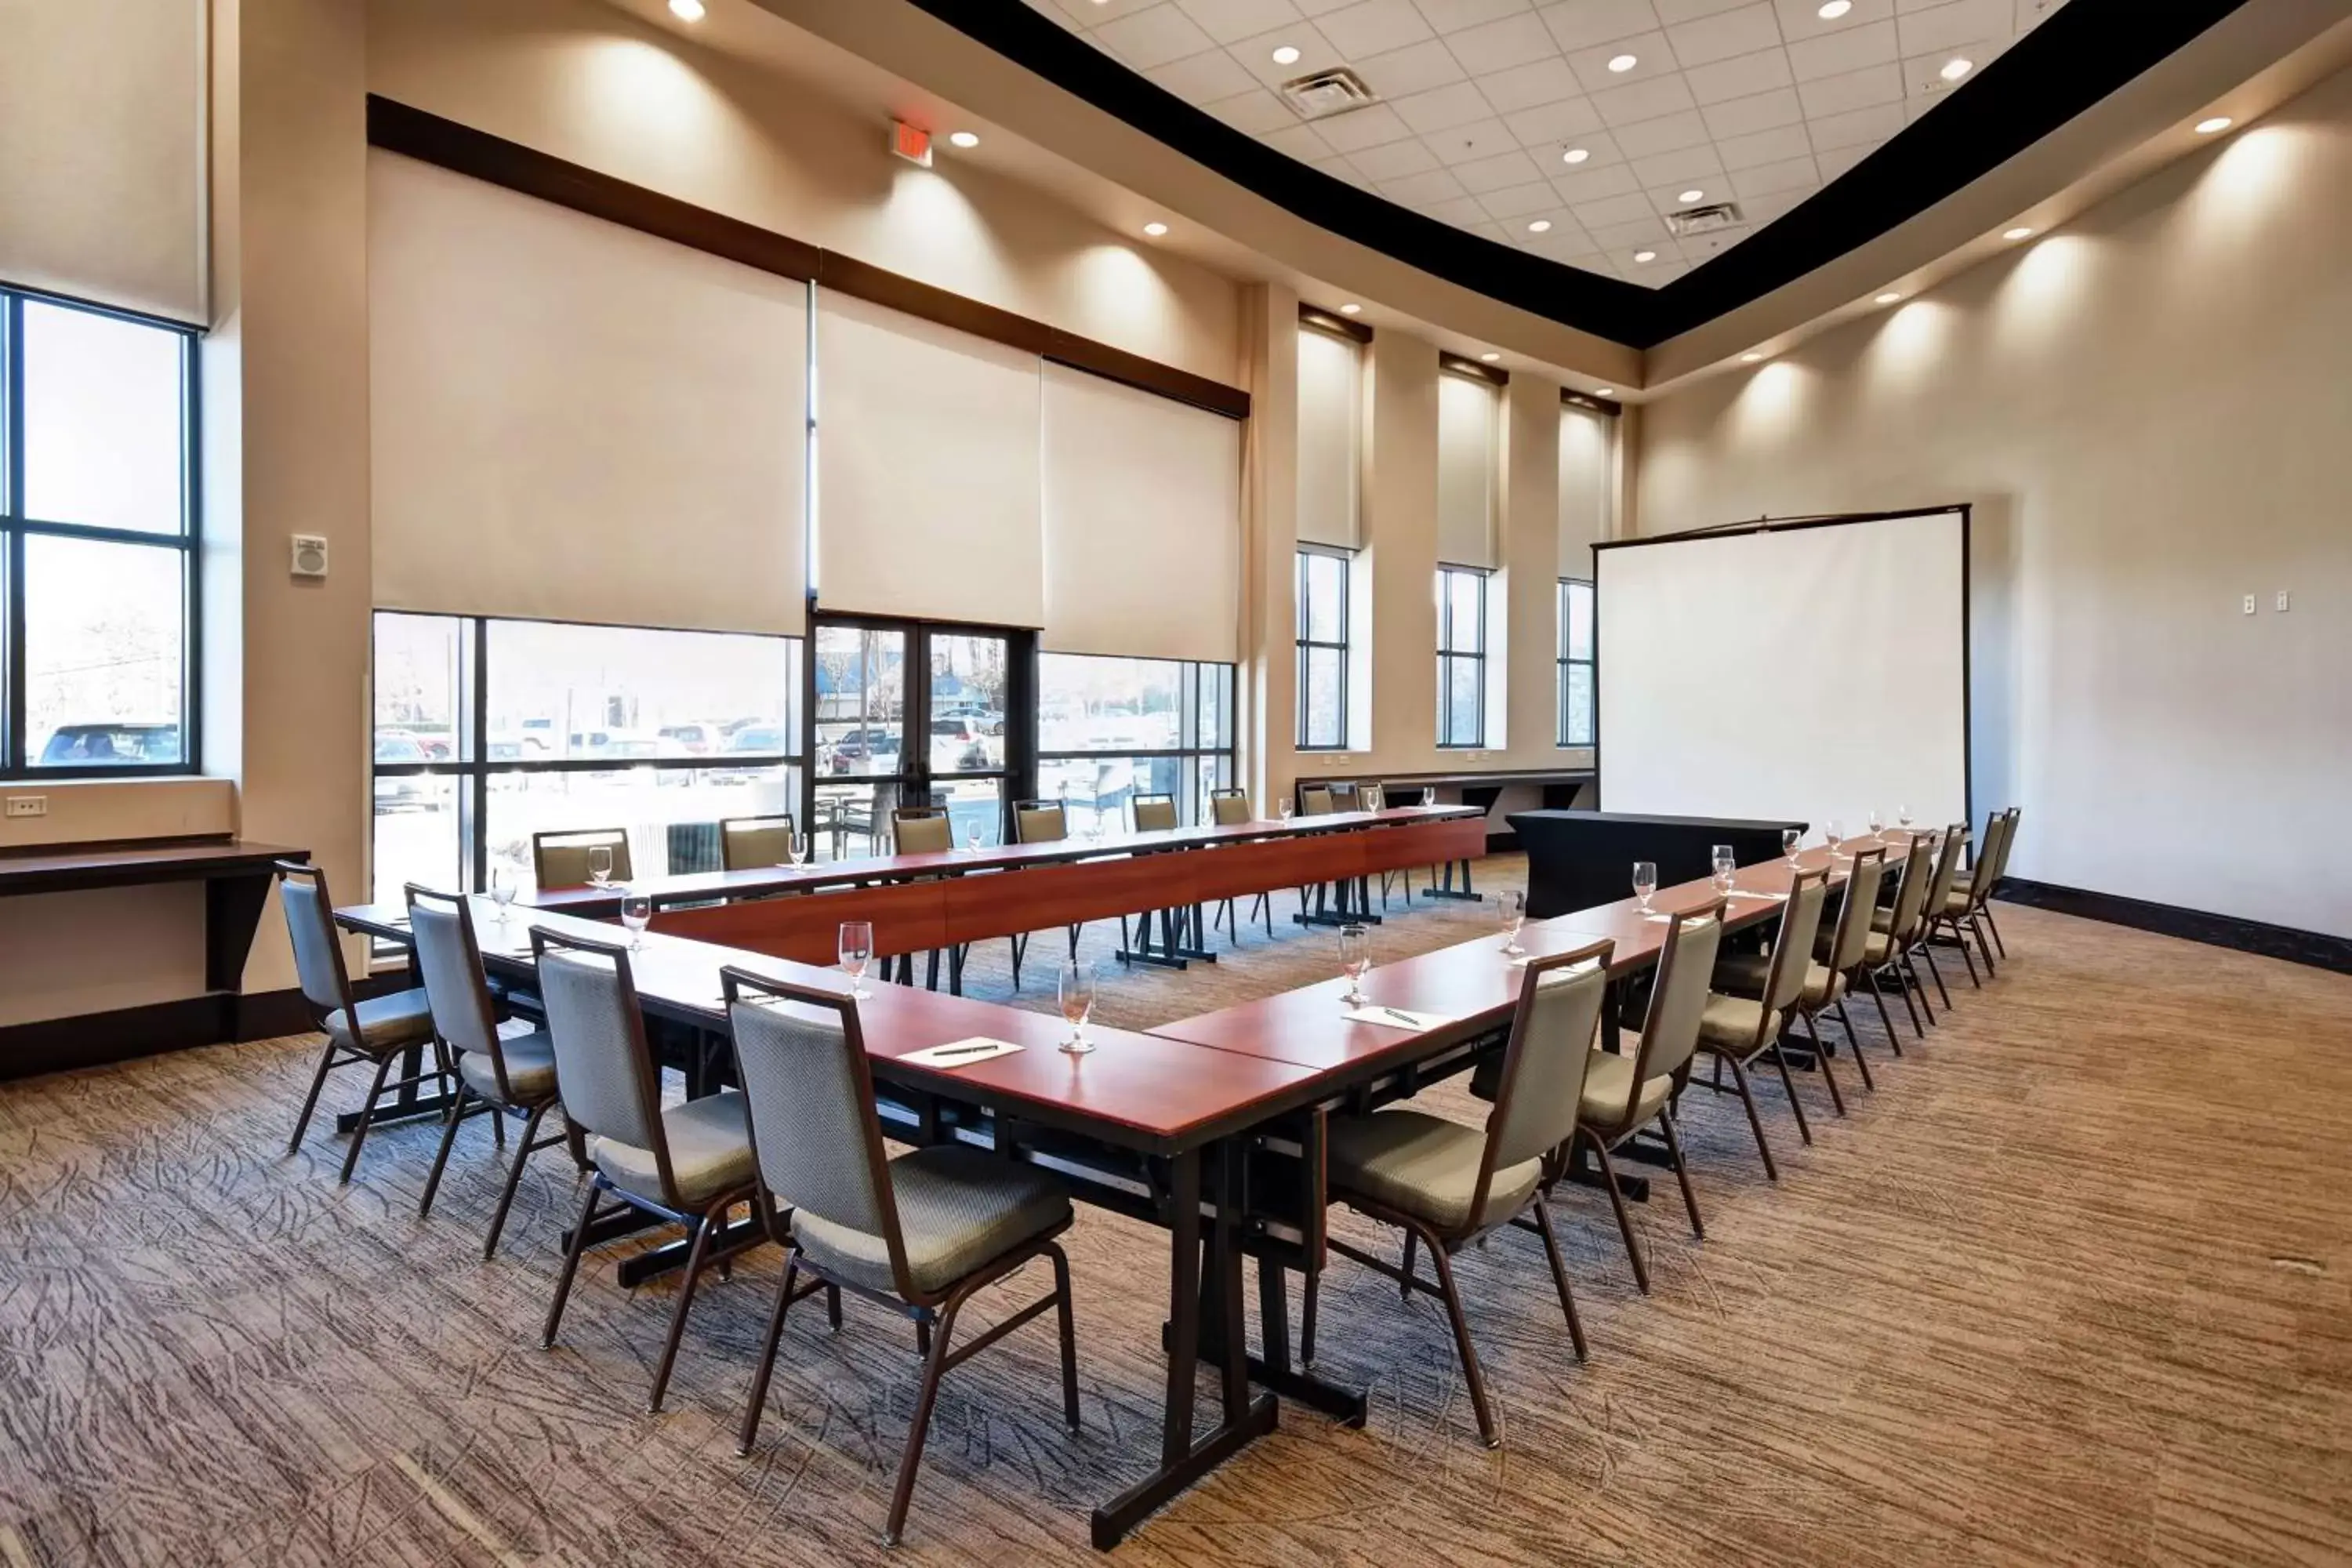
top-left (1511, 954), bottom-right (1604, 971)
top-left (902, 1036), bottom-right (1023, 1069)
top-left (1341, 1006), bottom-right (1454, 1031)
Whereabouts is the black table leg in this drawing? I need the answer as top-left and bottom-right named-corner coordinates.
top-left (1424, 857), bottom-right (1479, 902)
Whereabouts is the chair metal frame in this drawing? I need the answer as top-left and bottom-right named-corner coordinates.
top-left (1810, 844), bottom-right (1895, 1079)
top-left (1696, 866), bottom-right (1836, 1181)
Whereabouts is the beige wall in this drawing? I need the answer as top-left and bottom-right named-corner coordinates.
top-left (1635, 64), bottom-right (2352, 938)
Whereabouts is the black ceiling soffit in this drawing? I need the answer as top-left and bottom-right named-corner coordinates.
top-left (908, 0), bottom-right (2251, 350)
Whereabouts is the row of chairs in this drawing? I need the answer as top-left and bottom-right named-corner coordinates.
top-left (1305, 806), bottom-right (2021, 1449)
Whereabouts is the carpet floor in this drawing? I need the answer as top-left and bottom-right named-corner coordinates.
top-left (1, 856), bottom-right (2347, 1567)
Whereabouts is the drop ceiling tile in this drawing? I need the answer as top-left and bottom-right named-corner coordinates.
top-left (1417, 193), bottom-right (1494, 224)
top-left (1591, 72), bottom-right (1699, 125)
top-left (1391, 78), bottom-right (1501, 132)
top-left (1145, 46), bottom-right (1262, 101)
top-left (1445, 11), bottom-right (1561, 73)
top-left (2012, 0), bottom-right (2065, 24)
top-left (1610, 107), bottom-right (1711, 157)
top-left (1355, 38), bottom-right (1472, 96)
top-left (1657, 0), bottom-right (1759, 20)
top-left (1787, 16), bottom-right (1895, 78)
top-left (1806, 98), bottom-right (1906, 147)
top-left (1312, 102), bottom-right (1421, 150)
top-left (1900, 33), bottom-right (2009, 94)
top-left (1024, 0), bottom-right (1095, 25)
top-left (1348, 134), bottom-right (1446, 176)
top-left (1479, 180), bottom-right (1566, 216)
top-left (1508, 215), bottom-right (1572, 243)
top-left (1796, 60), bottom-right (1903, 114)
top-left (1175, 0), bottom-right (1307, 43)
top-left (1685, 45), bottom-right (1795, 103)
top-left (1565, 32), bottom-right (1682, 93)
top-left (1591, 213), bottom-right (1673, 247)
top-left (1629, 143), bottom-right (1724, 185)
top-left (1771, 0), bottom-right (1893, 34)
top-left (1739, 184), bottom-right (1818, 223)
top-left (1224, 21), bottom-right (1348, 85)
top-left (1666, 3), bottom-right (1784, 67)
top-left (1551, 159), bottom-right (1639, 202)
top-left (1319, 0), bottom-right (1441, 56)
top-left (1261, 121), bottom-right (1339, 159)
top-left (1896, 0), bottom-right (2011, 55)
top-left (1201, 89), bottom-right (1300, 133)
top-left (1732, 153), bottom-right (1821, 195)
top-left (1309, 153), bottom-right (1374, 186)
top-left (1523, 228), bottom-right (1604, 262)
top-left (1815, 140), bottom-right (1878, 178)
top-left (1094, 5), bottom-right (1219, 70)
top-left (1701, 85), bottom-right (1803, 136)
top-left (1427, 118), bottom-right (1525, 163)
top-left (1411, 0), bottom-right (1535, 30)
top-left (1381, 166), bottom-right (1474, 202)
top-left (1480, 56), bottom-right (1584, 112)
top-left (1574, 191), bottom-right (1664, 228)
top-left (1503, 95), bottom-right (1609, 146)
top-left (1298, 0), bottom-right (1373, 13)
top-left (1538, 0), bottom-right (1665, 52)
top-left (1453, 146), bottom-right (1549, 189)
top-left (1043, 0), bottom-right (1162, 22)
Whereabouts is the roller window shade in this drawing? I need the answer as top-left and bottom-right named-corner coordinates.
top-left (0, 0), bottom-right (207, 321)
top-left (814, 289), bottom-right (1044, 628)
top-left (1559, 403), bottom-right (1614, 575)
top-left (368, 151), bottom-right (809, 634)
top-left (1042, 364), bottom-right (1240, 663)
top-left (1436, 372), bottom-right (1499, 569)
top-left (1296, 327), bottom-right (1363, 550)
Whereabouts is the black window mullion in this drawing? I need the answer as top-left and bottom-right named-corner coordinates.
top-left (4, 292), bottom-right (23, 773)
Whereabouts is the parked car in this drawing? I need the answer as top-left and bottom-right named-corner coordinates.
top-left (37, 723), bottom-right (181, 768)
top-left (724, 725), bottom-right (792, 754)
top-left (658, 722), bottom-right (724, 754)
top-left (828, 728), bottom-right (902, 775)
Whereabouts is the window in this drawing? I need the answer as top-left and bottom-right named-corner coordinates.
top-left (1295, 547), bottom-right (1349, 750)
top-left (1037, 653), bottom-right (1235, 835)
top-left (1436, 566), bottom-right (1488, 749)
top-left (371, 613), bottom-right (803, 904)
top-left (2, 289), bottom-right (197, 775)
top-left (1559, 579), bottom-right (1595, 746)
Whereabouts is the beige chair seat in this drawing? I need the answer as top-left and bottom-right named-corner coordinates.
top-left (1715, 952), bottom-right (1846, 1008)
top-left (1870, 908), bottom-right (1896, 935)
top-left (1581, 1048), bottom-right (1672, 1138)
top-left (1862, 931), bottom-right (1896, 964)
top-left (1328, 1109), bottom-right (1542, 1232)
top-left (793, 1142), bottom-right (1070, 1297)
top-left (322, 987), bottom-right (436, 1054)
top-left (1696, 992), bottom-right (1781, 1054)
top-left (593, 1091), bottom-right (756, 1207)
top-left (456, 1029), bottom-right (558, 1105)
top-left (1943, 889), bottom-right (1974, 915)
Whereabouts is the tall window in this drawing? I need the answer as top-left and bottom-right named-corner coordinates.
top-left (1295, 547), bottom-right (1350, 750)
top-left (2, 289), bottom-right (197, 775)
top-left (1038, 654), bottom-right (1234, 834)
top-left (1436, 566), bottom-right (1488, 748)
top-left (1559, 579), bottom-right (1595, 746)
top-left (371, 613), bottom-right (803, 903)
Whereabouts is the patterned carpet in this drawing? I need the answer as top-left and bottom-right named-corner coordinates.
top-left (1, 856), bottom-right (2348, 1567)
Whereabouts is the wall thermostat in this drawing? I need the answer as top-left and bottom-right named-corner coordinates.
top-left (290, 533), bottom-right (328, 579)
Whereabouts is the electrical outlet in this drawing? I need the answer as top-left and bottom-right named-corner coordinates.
top-left (5, 795), bottom-right (47, 818)
top-left (2243, 594), bottom-right (2257, 615)
top-left (2277, 590), bottom-right (2291, 612)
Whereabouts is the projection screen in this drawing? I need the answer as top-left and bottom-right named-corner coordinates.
top-left (1595, 508), bottom-right (1969, 837)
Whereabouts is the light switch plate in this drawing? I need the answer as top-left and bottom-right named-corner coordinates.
top-left (2277, 591), bottom-right (2291, 612)
top-left (5, 796), bottom-right (47, 818)
top-left (2242, 594), bottom-right (2257, 615)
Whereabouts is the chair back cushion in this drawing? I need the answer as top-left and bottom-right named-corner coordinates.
top-left (1132, 796), bottom-right (1179, 833)
top-left (1015, 804), bottom-right (1067, 844)
top-left (1886, 834), bottom-right (1938, 939)
top-left (1925, 824), bottom-right (1969, 917)
top-left (728, 996), bottom-right (894, 1243)
top-left (1826, 849), bottom-right (1889, 971)
top-left (1635, 910), bottom-right (1723, 1082)
top-left (1299, 786), bottom-right (1335, 816)
top-left (894, 812), bottom-right (953, 854)
top-left (1209, 790), bottom-right (1251, 826)
top-left (408, 893), bottom-right (499, 1060)
top-left (721, 816), bottom-right (795, 870)
top-left (535, 945), bottom-right (663, 1152)
top-left (1763, 871), bottom-right (1832, 1012)
top-left (1487, 957), bottom-right (1609, 1170)
top-left (535, 829), bottom-right (634, 890)
top-left (278, 867), bottom-right (348, 1014)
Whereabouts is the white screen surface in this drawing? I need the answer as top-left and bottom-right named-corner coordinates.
top-left (1596, 510), bottom-right (1967, 836)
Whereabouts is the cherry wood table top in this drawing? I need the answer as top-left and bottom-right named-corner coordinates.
top-left (0, 837), bottom-right (307, 896)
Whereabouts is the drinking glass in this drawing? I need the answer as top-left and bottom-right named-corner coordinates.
top-left (839, 920), bottom-right (874, 999)
top-left (1824, 819), bottom-right (1846, 859)
top-left (1868, 808), bottom-right (1886, 843)
top-left (786, 833), bottom-right (811, 867)
top-left (1058, 960), bottom-right (1096, 1054)
top-left (1421, 788), bottom-right (1437, 808)
top-left (966, 827), bottom-right (982, 852)
top-left (620, 889), bottom-right (652, 950)
top-left (489, 864), bottom-right (517, 925)
top-left (1499, 889), bottom-right (1527, 956)
top-left (1632, 861), bottom-right (1658, 912)
top-left (1711, 844), bottom-right (1737, 897)
top-left (1897, 804), bottom-right (1914, 832)
top-left (587, 845), bottom-right (613, 887)
top-left (1338, 924), bottom-right (1371, 1004)
top-left (1278, 798), bottom-right (1295, 825)
top-left (1782, 827), bottom-right (1802, 865)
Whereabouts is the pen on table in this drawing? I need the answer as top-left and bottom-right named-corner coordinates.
top-left (1381, 1007), bottom-right (1419, 1027)
top-left (927, 1042), bottom-right (999, 1058)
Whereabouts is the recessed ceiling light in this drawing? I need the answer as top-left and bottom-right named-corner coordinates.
top-left (1339, 302), bottom-right (1361, 314)
top-left (1679, 188), bottom-right (1704, 204)
top-left (1817, 0), bottom-right (1852, 16)
top-left (1562, 147), bottom-right (1591, 165)
top-left (1479, 353), bottom-right (1501, 362)
top-left (1271, 44), bottom-right (1301, 65)
top-left (948, 131), bottom-right (979, 149)
top-left (1940, 57), bottom-right (1973, 82)
top-left (2003, 226), bottom-right (2034, 241)
top-left (1634, 249), bottom-right (1657, 263)
top-left (1527, 219), bottom-right (1552, 232)
top-left (1607, 53), bottom-right (1638, 73)
top-left (1875, 292), bottom-right (1903, 304)
top-left (668, 0), bottom-right (704, 18)
top-left (1740, 352), bottom-right (1765, 363)
top-left (1143, 221), bottom-right (1168, 237)
top-left (2196, 115), bottom-right (2234, 134)
top-left (1593, 387), bottom-right (1613, 397)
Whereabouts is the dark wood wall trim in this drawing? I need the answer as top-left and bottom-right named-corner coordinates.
top-left (1298, 305), bottom-right (1371, 345)
top-left (1561, 388), bottom-right (1622, 418)
top-left (365, 96), bottom-right (1250, 421)
top-left (1997, 879), bottom-right (2352, 976)
top-left (0, 988), bottom-right (321, 1082)
top-left (1438, 352), bottom-right (1507, 387)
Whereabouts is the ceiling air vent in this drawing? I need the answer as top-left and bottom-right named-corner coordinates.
top-left (1280, 67), bottom-right (1378, 121)
top-left (1664, 201), bottom-right (1743, 237)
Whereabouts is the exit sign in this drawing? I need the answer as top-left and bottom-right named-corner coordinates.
top-left (891, 121), bottom-right (933, 167)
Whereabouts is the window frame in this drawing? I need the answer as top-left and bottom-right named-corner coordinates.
top-left (1, 286), bottom-right (201, 779)
top-left (1435, 563), bottom-right (1488, 750)
top-left (1294, 545), bottom-right (1351, 752)
top-left (1035, 652), bottom-right (1236, 827)
top-left (1558, 577), bottom-right (1595, 748)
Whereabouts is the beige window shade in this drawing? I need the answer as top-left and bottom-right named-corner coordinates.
top-left (368, 151), bottom-right (808, 634)
top-left (1296, 326), bottom-right (1363, 550)
top-left (814, 289), bottom-right (1044, 627)
top-left (1041, 363), bottom-right (1240, 663)
top-left (1559, 402), bottom-right (1616, 576)
top-left (0, 0), bottom-right (206, 321)
top-left (1436, 372), bottom-right (1500, 568)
